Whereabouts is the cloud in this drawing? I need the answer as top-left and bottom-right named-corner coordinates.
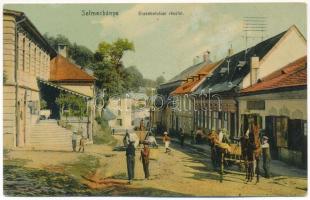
top-left (96, 4), bottom-right (244, 79)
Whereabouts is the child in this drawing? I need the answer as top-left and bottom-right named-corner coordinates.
top-left (78, 136), bottom-right (87, 153)
top-left (163, 132), bottom-right (171, 153)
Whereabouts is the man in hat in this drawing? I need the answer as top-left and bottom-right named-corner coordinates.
top-left (126, 140), bottom-right (136, 184)
top-left (72, 131), bottom-right (78, 152)
top-left (261, 136), bottom-right (271, 178)
top-left (163, 132), bottom-right (171, 153)
top-left (140, 141), bottom-right (150, 179)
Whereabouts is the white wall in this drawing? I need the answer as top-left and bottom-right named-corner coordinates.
top-left (242, 26), bottom-right (306, 89)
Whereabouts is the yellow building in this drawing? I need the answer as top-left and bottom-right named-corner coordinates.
top-left (3, 9), bottom-right (96, 150)
top-left (3, 9), bottom-right (57, 148)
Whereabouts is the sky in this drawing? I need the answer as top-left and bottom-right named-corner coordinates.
top-left (4, 3), bottom-right (307, 80)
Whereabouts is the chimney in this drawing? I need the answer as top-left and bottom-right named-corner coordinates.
top-left (250, 56), bottom-right (260, 85)
top-left (57, 44), bottom-right (68, 58)
top-left (203, 50), bottom-right (210, 62)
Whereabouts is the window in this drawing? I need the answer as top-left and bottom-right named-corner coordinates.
top-left (34, 47), bottom-right (37, 76)
top-left (28, 43), bottom-right (31, 73)
top-left (39, 51), bottom-right (41, 77)
top-left (22, 37), bottom-right (26, 71)
top-left (117, 119), bottom-right (123, 126)
top-left (213, 111), bottom-right (218, 130)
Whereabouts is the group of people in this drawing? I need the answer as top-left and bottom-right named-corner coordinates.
top-left (125, 139), bottom-right (151, 184)
top-left (72, 131), bottom-right (87, 152)
top-left (125, 129), bottom-right (173, 184)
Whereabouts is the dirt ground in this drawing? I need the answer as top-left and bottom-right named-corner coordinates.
top-left (4, 135), bottom-right (307, 197)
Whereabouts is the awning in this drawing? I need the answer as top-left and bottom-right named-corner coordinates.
top-left (38, 79), bottom-right (91, 99)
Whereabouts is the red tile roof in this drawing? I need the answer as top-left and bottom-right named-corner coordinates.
top-left (171, 60), bottom-right (223, 95)
top-left (242, 56), bottom-right (307, 93)
top-left (50, 55), bottom-right (95, 82)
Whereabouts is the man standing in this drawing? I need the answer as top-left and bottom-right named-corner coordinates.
top-left (72, 131), bottom-right (77, 152)
top-left (126, 141), bottom-right (136, 184)
top-left (179, 128), bottom-right (185, 148)
top-left (140, 142), bottom-right (150, 179)
top-left (262, 136), bottom-right (271, 178)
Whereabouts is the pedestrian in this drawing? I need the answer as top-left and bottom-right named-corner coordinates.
top-left (140, 141), bottom-right (150, 179)
top-left (126, 140), bottom-right (136, 184)
top-left (262, 136), bottom-right (271, 178)
top-left (196, 128), bottom-right (203, 144)
top-left (78, 136), bottom-right (86, 153)
top-left (163, 131), bottom-right (171, 153)
top-left (123, 129), bottom-right (130, 147)
top-left (179, 128), bottom-right (185, 147)
top-left (208, 129), bottom-right (220, 169)
top-left (112, 128), bottom-right (115, 135)
top-left (72, 131), bottom-right (77, 152)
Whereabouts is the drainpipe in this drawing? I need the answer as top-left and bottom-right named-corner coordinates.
top-left (15, 15), bottom-right (26, 147)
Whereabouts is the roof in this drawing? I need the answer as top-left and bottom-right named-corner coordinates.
top-left (50, 55), bottom-right (96, 82)
top-left (38, 79), bottom-right (91, 98)
top-left (194, 27), bottom-right (292, 95)
top-left (168, 60), bottom-right (212, 82)
top-left (158, 59), bottom-right (212, 95)
top-left (241, 56), bottom-right (307, 94)
top-left (4, 9), bottom-right (57, 58)
top-left (171, 59), bottom-right (223, 95)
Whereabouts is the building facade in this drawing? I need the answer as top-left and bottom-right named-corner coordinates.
top-left (239, 56), bottom-right (307, 168)
top-left (3, 9), bottom-right (57, 148)
top-left (193, 25), bottom-right (306, 138)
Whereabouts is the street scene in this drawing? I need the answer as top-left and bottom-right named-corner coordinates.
top-left (2, 3), bottom-right (308, 197)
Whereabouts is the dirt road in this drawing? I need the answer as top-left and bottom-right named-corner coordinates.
top-left (4, 136), bottom-right (307, 196)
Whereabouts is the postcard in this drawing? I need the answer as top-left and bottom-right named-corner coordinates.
top-left (2, 2), bottom-right (308, 197)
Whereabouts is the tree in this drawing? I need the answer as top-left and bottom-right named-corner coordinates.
top-left (143, 78), bottom-right (157, 88)
top-left (156, 75), bottom-right (166, 86)
top-left (69, 43), bottom-right (94, 68)
top-left (55, 92), bottom-right (87, 119)
top-left (44, 33), bottom-right (94, 68)
top-left (93, 38), bottom-right (135, 96)
top-left (124, 66), bottom-right (144, 92)
top-left (93, 62), bottom-right (125, 96)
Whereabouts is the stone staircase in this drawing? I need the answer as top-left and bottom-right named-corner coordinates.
top-left (28, 120), bottom-right (73, 151)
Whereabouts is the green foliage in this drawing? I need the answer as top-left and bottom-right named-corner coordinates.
top-left (93, 38), bottom-right (135, 96)
top-left (143, 78), bottom-right (157, 88)
top-left (156, 75), bottom-right (166, 85)
top-left (44, 33), bottom-right (94, 67)
top-left (123, 66), bottom-right (144, 92)
top-left (93, 62), bottom-right (125, 96)
top-left (96, 38), bottom-right (134, 66)
top-left (93, 117), bottom-right (117, 146)
top-left (62, 155), bottom-right (100, 180)
top-left (55, 92), bottom-right (87, 119)
top-left (40, 99), bottom-right (47, 109)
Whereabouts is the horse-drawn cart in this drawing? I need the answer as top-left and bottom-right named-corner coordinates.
top-left (213, 140), bottom-right (246, 182)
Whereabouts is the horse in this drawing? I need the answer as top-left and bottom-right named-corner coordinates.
top-left (241, 128), bottom-right (262, 183)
